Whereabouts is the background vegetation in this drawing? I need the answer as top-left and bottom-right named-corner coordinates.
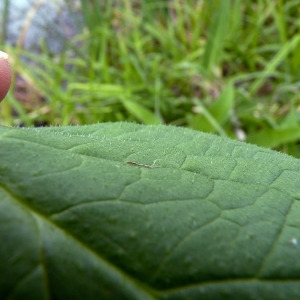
top-left (1, 0), bottom-right (300, 156)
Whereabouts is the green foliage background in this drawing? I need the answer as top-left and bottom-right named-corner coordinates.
top-left (1, 0), bottom-right (300, 155)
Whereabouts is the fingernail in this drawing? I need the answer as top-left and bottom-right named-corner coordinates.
top-left (0, 51), bottom-right (9, 59)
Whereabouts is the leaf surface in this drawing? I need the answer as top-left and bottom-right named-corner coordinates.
top-left (1, 122), bottom-right (300, 299)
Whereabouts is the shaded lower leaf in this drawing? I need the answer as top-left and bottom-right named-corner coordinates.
top-left (1, 122), bottom-right (300, 299)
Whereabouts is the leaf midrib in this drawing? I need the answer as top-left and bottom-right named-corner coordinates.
top-left (2, 184), bottom-right (157, 300)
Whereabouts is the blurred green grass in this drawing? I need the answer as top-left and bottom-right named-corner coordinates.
top-left (1, 0), bottom-right (300, 156)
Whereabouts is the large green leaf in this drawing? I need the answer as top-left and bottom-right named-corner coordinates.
top-left (1, 122), bottom-right (300, 299)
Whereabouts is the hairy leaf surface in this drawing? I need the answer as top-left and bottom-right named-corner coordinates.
top-left (1, 122), bottom-right (300, 299)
